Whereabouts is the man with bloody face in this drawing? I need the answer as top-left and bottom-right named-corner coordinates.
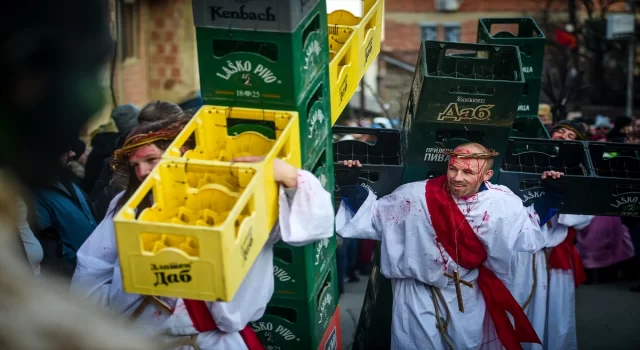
top-left (336, 142), bottom-right (562, 350)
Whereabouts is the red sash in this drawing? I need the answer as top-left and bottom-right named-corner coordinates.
top-left (425, 176), bottom-right (541, 350)
top-left (183, 299), bottom-right (265, 350)
top-left (548, 227), bottom-right (586, 287)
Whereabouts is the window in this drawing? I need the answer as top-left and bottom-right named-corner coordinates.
top-left (420, 22), bottom-right (438, 42)
top-left (443, 22), bottom-right (461, 43)
top-left (120, 0), bottom-right (140, 62)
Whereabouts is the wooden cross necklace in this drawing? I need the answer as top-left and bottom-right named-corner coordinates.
top-left (445, 196), bottom-right (475, 313)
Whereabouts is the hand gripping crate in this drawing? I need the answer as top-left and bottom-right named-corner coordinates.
top-left (586, 142), bottom-right (640, 217)
top-left (113, 160), bottom-right (269, 301)
top-left (327, 0), bottom-right (383, 124)
top-left (251, 259), bottom-right (339, 350)
top-left (477, 18), bottom-right (547, 79)
top-left (496, 137), bottom-right (592, 211)
top-left (163, 105), bottom-right (302, 244)
top-left (408, 41), bottom-right (525, 128)
top-left (192, 0), bottom-right (322, 32)
top-left (272, 134), bottom-right (336, 301)
top-left (332, 126), bottom-right (404, 198)
top-left (195, 0), bottom-right (328, 109)
top-left (510, 115), bottom-right (550, 139)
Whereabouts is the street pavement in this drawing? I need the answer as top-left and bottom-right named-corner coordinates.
top-left (339, 277), bottom-right (368, 350)
top-left (339, 277), bottom-right (640, 349)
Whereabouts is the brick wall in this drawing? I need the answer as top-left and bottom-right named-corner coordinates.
top-left (146, 0), bottom-right (199, 103)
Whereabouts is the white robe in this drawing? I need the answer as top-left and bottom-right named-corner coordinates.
top-left (507, 213), bottom-right (593, 350)
top-left (70, 170), bottom-right (334, 350)
top-left (336, 181), bottom-right (545, 350)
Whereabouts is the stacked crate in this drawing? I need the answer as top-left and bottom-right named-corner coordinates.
top-left (477, 18), bottom-right (549, 139)
top-left (400, 41), bottom-right (526, 184)
top-left (191, 1), bottom-right (337, 349)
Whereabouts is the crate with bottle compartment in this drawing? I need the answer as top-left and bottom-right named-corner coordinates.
top-left (192, 0), bottom-right (323, 33)
top-left (272, 134), bottom-right (336, 301)
top-left (408, 40), bottom-right (525, 128)
top-left (477, 17), bottom-right (546, 79)
top-left (252, 259), bottom-right (339, 350)
top-left (195, 0), bottom-right (328, 109)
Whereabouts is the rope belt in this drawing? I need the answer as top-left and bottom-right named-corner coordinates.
top-left (429, 286), bottom-right (454, 350)
top-left (521, 252), bottom-right (538, 311)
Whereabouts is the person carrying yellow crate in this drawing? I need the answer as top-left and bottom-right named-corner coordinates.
top-left (71, 112), bottom-right (335, 350)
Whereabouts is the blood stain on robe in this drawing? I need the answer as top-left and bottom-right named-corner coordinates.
top-left (482, 211), bottom-right (490, 223)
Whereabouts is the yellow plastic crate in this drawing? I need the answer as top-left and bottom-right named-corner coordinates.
top-left (163, 105), bottom-right (302, 230)
top-left (327, 0), bottom-right (383, 125)
top-left (328, 0), bottom-right (383, 78)
top-left (113, 160), bottom-right (268, 301)
top-left (328, 25), bottom-right (358, 125)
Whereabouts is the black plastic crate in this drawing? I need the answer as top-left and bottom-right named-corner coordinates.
top-left (586, 142), bottom-right (640, 217)
top-left (401, 122), bottom-right (510, 184)
top-left (497, 137), bottom-right (592, 213)
top-left (332, 126), bottom-right (404, 199)
top-left (408, 41), bottom-right (525, 128)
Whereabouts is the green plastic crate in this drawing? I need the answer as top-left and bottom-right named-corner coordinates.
top-left (400, 121), bottom-right (510, 184)
top-left (252, 259), bottom-right (339, 350)
top-left (195, 0), bottom-right (328, 109)
top-left (477, 17), bottom-right (546, 79)
top-left (310, 127), bottom-right (335, 192)
top-left (516, 77), bottom-right (541, 116)
top-left (409, 41), bottom-right (525, 128)
top-left (299, 69), bottom-right (332, 170)
top-left (510, 115), bottom-right (550, 139)
top-left (192, 0), bottom-right (322, 33)
top-left (272, 135), bottom-right (336, 301)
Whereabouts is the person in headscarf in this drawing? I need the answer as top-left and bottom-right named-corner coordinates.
top-left (88, 102), bottom-right (185, 222)
top-left (72, 113), bottom-right (334, 350)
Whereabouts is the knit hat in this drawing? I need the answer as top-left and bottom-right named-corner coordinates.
top-left (553, 120), bottom-right (586, 140)
top-left (111, 104), bottom-right (140, 136)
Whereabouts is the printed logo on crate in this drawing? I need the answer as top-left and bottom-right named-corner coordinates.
top-left (151, 262), bottom-right (193, 288)
top-left (215, 60), bottom-right (282, 97)
top-left (273, 264), bottom-right (293, 283)
top-left (610, 194), bottom-right (640, 216)
top-left (323, 328), bottom-right (337, 350)
top-left (437, 98), bottom-right (495, 122)
top-left (317, 289), bottom-right (334, 328)
top-left (521, 190), bottom-right (545, 206)
top-left (518, 104), bottom-right (532, 112)
top-left (251, 321), bottom-right (300, 343)
top-left (315, 238), bottom-right (330, 267)
top-left (302, 37), bottom-right (323, 73)
top-left (209, 5), bottom-right (276, 23)
top-left (318, 306), bottom-right (340, 350)
top-left (423, 147), bottom-right (451, 163)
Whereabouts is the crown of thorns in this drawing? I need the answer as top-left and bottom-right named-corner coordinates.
top-left (442, 149), bottom-right (500, 159)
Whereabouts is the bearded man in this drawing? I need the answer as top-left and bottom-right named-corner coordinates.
top-left (336, 142), bottom-right (553, 350)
